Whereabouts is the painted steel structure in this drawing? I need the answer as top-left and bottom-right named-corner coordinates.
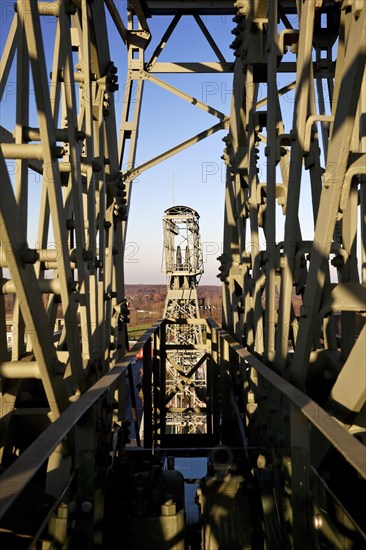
top-left (162, 206), bottom-right (207, 435)
top-left (0, 0), bottom-right (365, 548)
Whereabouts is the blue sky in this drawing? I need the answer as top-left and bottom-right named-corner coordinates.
top-left (116, 11), bottom-right (317, 285)
top-left (1, 5), bottom-right (320, 285)
top-left (112, 14), bottom-right (236, 285)
top-left (1, 7), bottom-right (236, 285)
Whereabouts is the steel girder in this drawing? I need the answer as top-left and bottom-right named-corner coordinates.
top-left (220, 0), bottom-right (366, 433)
top-left (0, 0), bottom-right (234, 541)
top-left (0, 0), bottom-right (128, 531)
top-left (218, 2), bottom-right (366, 545)
top-left (0, 0), bottom-right (365, 547)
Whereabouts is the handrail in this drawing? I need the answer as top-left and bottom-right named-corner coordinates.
top-left (1, 316), bottom-right (364, 527)
top-left (0, 321), bottom-right (164, 520)
top-left (207, 318), bottom-right (366, 480)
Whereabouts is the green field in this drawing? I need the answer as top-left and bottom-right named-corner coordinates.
top-left (128, 324), bottom-right (153, 340)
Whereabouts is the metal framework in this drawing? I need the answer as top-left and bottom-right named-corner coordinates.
top-left (0, 0), bottom-right (365, 548)
top-left (162, 206), bottom-right (207, 435)
top-left (0, 0), bottom-right (129, 510)
top-left (219, 0), bottom-right (366, 448)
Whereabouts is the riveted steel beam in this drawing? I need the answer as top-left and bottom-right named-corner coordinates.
top-left (0, 152), bottom-right (69, 417)
top-left (220, 1), bottom-right (366, 544)
top-left (1, 1), bottom-right (365, 546)
top-left (0, 0), bottom-right (130, 525)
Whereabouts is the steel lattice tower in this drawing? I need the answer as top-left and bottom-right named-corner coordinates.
top-left (1, 1), bottom-right (366, 547)
top-left (162, 206), bottom-right (207, 434)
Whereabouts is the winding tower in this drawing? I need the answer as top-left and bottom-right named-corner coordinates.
top-left (0, 1), bottom-right (365, 548)
top-left (162, 206), bottom-right (207, 435)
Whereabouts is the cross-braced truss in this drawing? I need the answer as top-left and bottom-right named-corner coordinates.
top-left (0, 0), bottom-right (128, 471)
top-left (162, 206), bottom-right (207, 434)
top-left (0, 1), bottom-right (365, 547)
top-left (219, 0), bottom-right (366, 442)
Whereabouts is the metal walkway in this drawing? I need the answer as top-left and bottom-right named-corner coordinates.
top-left (0, 1), bottom-right (365, 548)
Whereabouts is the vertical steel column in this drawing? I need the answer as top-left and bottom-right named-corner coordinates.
top-left (292, 3), bottom-right (366, 387)
top-left (143, 336), bottom-right (153, 448)
top-left (264, 0), bottom-right (278, 363)
top-left (275, 0), bottom-right (316, 371)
